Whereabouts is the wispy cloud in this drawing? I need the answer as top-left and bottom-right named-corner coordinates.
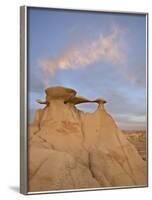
top-left (40, 25), bottom-right (125, 84)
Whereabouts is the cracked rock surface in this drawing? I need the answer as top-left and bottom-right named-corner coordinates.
top-left (28, 86), bottom-right (147, 192)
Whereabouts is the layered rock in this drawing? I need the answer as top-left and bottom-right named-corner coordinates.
top-left (123, 130), bottom-right (147, 161)
top-left (28, 86), bottom-right (147, 192)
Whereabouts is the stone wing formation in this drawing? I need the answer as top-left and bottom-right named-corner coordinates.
top-left (28, 86), bottom-right (146, 192)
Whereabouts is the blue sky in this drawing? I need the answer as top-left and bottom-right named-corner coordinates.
top-left (28, 8), bottom-right (147, 130)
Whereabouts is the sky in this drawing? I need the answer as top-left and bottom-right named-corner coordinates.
top-left (27, 8), bottom-right (147, 130)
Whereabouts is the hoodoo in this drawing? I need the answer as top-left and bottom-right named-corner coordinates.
top-left (28, 86), bottom-right (147, 192)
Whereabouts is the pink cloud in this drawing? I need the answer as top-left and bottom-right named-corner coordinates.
top-left (40, 25), bottom-right (126, 81)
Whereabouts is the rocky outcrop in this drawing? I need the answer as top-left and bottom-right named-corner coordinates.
top-left (123, 131), bottom-right (147, 161)
top-left (28, 86), bottom-right (147, 192)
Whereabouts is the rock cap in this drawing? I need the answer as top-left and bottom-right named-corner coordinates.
top-left (36, 86), bottom-right (106, 106)
top-left (45, 86), bottom-right (77, 101)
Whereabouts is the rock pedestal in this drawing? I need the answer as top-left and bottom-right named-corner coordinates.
top-left (28, 86), bottom-right (147, 192)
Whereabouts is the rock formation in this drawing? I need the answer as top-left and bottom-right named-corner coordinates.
top-left (28, 86), bottom-right (147, 192)
top-left (124, 130), bottom-right (147, 161)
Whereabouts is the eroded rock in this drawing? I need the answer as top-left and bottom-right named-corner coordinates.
top-left (28, 86), bottom-right (147, 192)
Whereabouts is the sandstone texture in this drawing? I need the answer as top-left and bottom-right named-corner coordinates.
top-left (123, 130), bottom-right (147, 161)
top-left (28, 86), bottom-right (147, 192)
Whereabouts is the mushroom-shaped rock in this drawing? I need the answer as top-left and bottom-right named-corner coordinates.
top-left (36, 86), bottom-right (77, 104)
top-left (45, 86), bottom-right (77, 101)
top-left (36, 86), bottom-right (107, 109)
top-left (29, 85), bottom-right (146, 191)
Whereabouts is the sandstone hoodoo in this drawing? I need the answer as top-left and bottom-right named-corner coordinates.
top-left (28, 86), bottom-right (147, 192)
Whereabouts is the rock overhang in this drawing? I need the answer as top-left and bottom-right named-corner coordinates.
top-left (36, 86), bottom-right (106, 106)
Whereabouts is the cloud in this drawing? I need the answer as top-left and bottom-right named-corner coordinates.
top-left (115, 115), bottom-right (146, 130)
top-left (40, 25), bottom-right (125, 85)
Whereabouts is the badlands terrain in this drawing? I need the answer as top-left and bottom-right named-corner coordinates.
top-left (123, 130), bottom-right (147, 161)
top-left (28, 86), bottom-right (147, 192)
